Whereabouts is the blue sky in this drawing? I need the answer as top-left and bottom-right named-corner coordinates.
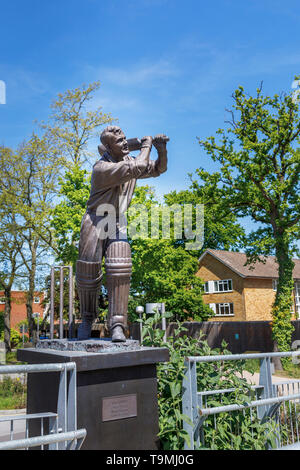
top-left (0, 0), bottom-right (300, 205)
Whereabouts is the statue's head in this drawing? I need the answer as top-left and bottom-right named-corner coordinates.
top-left (100, 126), bottom-right (129, 161)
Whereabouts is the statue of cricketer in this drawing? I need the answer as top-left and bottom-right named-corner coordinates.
top-left (76, 126), bottom-right (168, 342)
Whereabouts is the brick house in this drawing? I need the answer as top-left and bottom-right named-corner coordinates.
top-left (197, 249), bottom-right (300, 322)
top-left (0, 291), bottom-right (46, 331)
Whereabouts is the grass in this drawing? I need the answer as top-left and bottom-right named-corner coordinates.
top-left (0, 350), bottom-right (27, 410)
top-left (0, 376), bottom-right (26, 410)
top-left (5, 351), bottom-right (20, 365)
top-left (273, 363), bottom-right (300, 379)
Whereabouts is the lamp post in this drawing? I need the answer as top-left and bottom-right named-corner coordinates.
top-left (136, 306), bottom-right (144, 344)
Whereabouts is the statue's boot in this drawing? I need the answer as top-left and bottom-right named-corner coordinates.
top-left (76, 260), bottom-right (102, 340)
top-left (105, 241), bottom-right (132, 343)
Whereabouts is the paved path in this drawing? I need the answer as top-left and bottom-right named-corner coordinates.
top-left (242, 371), bottom-right (300, 396)
top-left (0, 411), bottom-right (26, 443)
top-left (243, 371), bottom-right (300, 385)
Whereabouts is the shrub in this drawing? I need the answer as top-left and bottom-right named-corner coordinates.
top-left (141, 313), bottom-right (282, 450)
top-left (0, 316), bottom-right (25, 348)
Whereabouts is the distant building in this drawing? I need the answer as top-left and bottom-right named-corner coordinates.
top-left (0, 291), bottom-right (47, 331)
top-left (197, 250), bottom-right (300, 322)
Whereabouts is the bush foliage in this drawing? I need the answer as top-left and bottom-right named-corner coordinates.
top-left (141, 313), bottom-right (282, 450)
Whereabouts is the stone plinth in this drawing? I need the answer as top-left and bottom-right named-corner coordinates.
top-left (17, 339), bottom-right (169, 450)
top-left (36, 338), bottom-right (141, 353)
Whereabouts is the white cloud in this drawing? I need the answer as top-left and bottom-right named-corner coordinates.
top-left (86, 60), bottom-right (179, 88)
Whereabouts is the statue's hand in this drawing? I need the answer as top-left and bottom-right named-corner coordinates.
top-left (153, 134), bottom-right (169, 151)
top-left (140, 136), bottom-right (153, 149)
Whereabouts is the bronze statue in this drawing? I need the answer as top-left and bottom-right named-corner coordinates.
top-left (76, 126), bottom-right (168, 342)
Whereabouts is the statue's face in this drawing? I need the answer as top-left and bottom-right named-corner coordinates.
top-left (108, 131), bottom-right (129, 161)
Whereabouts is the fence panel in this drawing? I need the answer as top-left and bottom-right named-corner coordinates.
top-left (0, 362), bottom-right (86, 450)
top-left (182, 351), bottom-right (300, 450)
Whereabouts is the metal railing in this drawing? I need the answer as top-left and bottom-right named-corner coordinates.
top-left (182, 351), bottom-right (300, 450)
top-left (0, 362), bottom-right (86, 450)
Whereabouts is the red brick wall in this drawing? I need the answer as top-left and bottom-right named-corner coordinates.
top-left (0, 291), bottom-right (45, 331)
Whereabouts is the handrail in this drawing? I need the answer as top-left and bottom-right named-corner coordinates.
top-left (0, 362), bottom-right (76, 374)
top-left (0, 429), bottom-right (87, 450)
top-left (186, 351), bottom-right (300, 363)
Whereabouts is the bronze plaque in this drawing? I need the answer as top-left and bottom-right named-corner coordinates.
top-left (102, 394), bottom-right (137, 422)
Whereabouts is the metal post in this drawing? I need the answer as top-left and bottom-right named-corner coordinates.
top-left (161, 303), bottom-right (166, 342)
top-left (182, 359), bottom-right (198, 450)
top-left (139, 313), bottom-right (142, 343)
top-left (67, 364), bottom-right (77, 434)
top-left (50, 267), bottom-right (55, 340)
top-left (258, 357), bottom-right (274, 419)
top-left (59, 267), bottom-right (64, 339)
top-left (68, 265), bottom-right (73, 339)
top-left (57, 365), bottom-right (67, 450)
top-left (136, 306), bottom-right (144, 344)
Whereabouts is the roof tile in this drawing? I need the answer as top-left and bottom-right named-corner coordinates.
top-left (203, 249), bottom-right (300, 279)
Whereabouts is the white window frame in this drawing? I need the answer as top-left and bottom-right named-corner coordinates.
top-left (34, 296), bottom-right (40, 304)
top-left (0, 297), bottom-right (5, 305)
top-left (214, 279), bottom-right (233, 293)
top-left (204, 279), bottom-right (233, 294)
top-left (272, 279), bottom-right (278, 291)
top-left (210, 302), bottom-right (234, 317)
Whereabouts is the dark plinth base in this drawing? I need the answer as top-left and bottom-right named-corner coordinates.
top-left (17, 340), bottom-right (169, 450)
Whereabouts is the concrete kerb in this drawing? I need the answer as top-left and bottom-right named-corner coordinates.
top-left (0, 409), bottom-right (26, 416)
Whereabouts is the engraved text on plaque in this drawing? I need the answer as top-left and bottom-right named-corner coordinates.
top-left (102, 394), bottom-right (137, 422)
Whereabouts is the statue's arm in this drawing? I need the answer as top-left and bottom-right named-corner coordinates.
top-left (138, 135), bottom-right (168, 179)
top-left (92, 138), bottom-right (152, 189)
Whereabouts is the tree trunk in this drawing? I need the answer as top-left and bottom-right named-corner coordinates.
top-left (4, 287), bottom-right (11, 352)
top-left (271, 233), bottom-right (295, 361)
top-left (26, 239), bottom-right (38, 345)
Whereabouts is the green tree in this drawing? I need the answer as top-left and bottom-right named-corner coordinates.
top-left (0, 147), bottom-right (27, 351)
top-left (17, 134), bottom-right (63, 341)
top-left (164, 188), bottom-right (245, 256)
top-left (43, 81), bottom-right (114, 167)
top-left (128, 186), bottom-right (212, 321)
top-left (0, 135), bottom-right (63, 342)
top-left (192, 83), bottom-right (300, 355)
top-left (51, 165), bottom-right (90, 267)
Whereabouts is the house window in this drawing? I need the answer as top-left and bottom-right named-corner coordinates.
top-left (0, 297), bottom-right (5, 304)
top-left (214, 279), bottom-right (233, 292)
top-left (272, 280), bottom-right (278, 291)
top-left (34, 297), bottom-right (40, 304)
top-left (204, 279), bottom-right (233, 294)
top-left (210, 302), bottom-right (234, 316)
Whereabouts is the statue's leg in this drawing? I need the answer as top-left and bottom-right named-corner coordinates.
top-left (76, 260), bottom-right (102, 340)
top-left (76, 212), bottom-right (103, 340)
top-left (105, 240), bottom-right (132, 342)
